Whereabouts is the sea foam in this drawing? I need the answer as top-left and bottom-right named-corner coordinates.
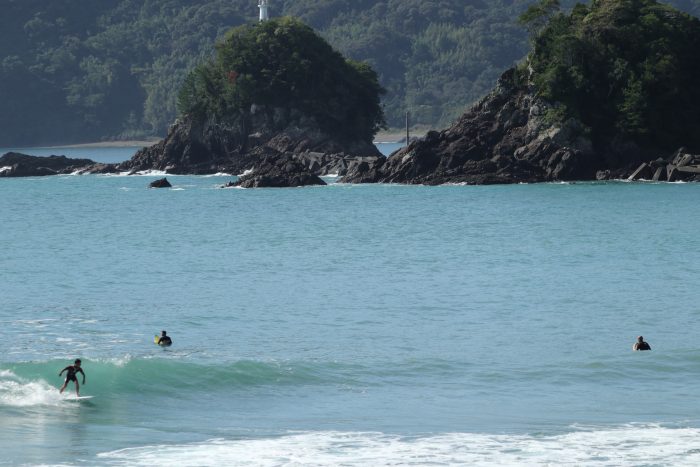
top-left (0, 371), bottom-right (64, 407)
top-left (98, 426), bottom-right (700, 466)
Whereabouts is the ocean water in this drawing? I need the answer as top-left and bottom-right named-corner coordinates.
top-left (1, 145), bottom-right (700, 466)
top-left (0, 141), bottom-right (403, 163)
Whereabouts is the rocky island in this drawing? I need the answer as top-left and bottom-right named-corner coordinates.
top-left (113, 17), bottom-right (386, 187)
top-left (2, 18), bottom-right (386, 186)
top-left (342, 0), bottom-right (700, 185)
top-left (0, 152), bottom-right (98, 177)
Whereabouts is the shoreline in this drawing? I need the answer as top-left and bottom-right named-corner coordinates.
top-left (7, 130), bottom-right (430, 149)
top-left (47, 139), bottom-right (161, 149)
top-left (374, 128), bottom-right (429, 143)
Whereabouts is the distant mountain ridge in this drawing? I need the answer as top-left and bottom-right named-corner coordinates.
top-left (2, 0), bottom-right (700, 146)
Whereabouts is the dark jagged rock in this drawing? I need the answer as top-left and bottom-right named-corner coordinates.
top-left (341, 69), bottom-right (646, 185)
top-left (0, 152), bottom-right (97, 177)
top-left (292, 151), bottom-right (382, 177)
top-left (112, 107), bottom-right (383, 177)
top-left (149, 177), bottom-right (172, 188)
top-left (232, 154), bottom-right (326, 188)
top-left (75, 163), bottom-right (120, 175)
top-left (625, 147), bottom-right (700, 182)
top-left (115, 118), bottom-right (252, 175)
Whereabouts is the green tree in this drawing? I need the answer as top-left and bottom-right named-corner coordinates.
top-left (526, 0), bottom-right (700, 151)
top-left (179, 17), bottom-right (386, 143)
top-left (518, 0), bottom-right (561, 38)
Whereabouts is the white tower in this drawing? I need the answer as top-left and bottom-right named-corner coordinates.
top-left (259, 0), bottom-right (270, 22)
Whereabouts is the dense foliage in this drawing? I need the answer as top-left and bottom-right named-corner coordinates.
top-left (522, 0), bottom-right (700, 151)
top-left (178, 18), bottom-right (385, 143)
top-left (2, 0), bottom-right (700, 145)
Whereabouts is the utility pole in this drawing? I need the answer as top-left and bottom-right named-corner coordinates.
top-left (405, 110), bottom-right (410, 147)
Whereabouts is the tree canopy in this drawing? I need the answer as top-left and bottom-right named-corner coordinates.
top-left (521, 0), bottom-right (700, 151)
top-left (177, 17), bottom-right (386, 143)
top-left (2, 0), bottom-right (700, 146)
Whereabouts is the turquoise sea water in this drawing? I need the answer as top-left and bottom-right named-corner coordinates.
top-left (2, 145), bottom-right (700, 465)
top-left (0, 145), bottom-right (145, 164)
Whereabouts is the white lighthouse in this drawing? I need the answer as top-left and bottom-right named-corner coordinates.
top-left (259, 0), bottom-right (270, 22)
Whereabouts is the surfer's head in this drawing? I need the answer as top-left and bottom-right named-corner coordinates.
top-left (637, 336), bottom-right (644, 343)
top-left (74, 359), bottom-right (81, 366)
top-left (162, 330), bottom-right (167, 336)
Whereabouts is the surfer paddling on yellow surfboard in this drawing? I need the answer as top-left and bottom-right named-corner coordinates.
top-left (155, 330), bottom-right (172, 346)
top-left (59, 359), bottom-right (86, 396)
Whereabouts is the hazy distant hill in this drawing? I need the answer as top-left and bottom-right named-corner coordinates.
top-left (2, 0), bottom-right (699, 146)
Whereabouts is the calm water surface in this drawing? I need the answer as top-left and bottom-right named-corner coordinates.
top-left (1, 146), bottom-right (700, 465)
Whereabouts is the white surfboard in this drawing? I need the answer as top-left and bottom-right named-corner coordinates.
top-left (64, 395), bottom-right (94, 401)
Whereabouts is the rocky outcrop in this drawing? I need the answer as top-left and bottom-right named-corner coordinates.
top-left (341, 69), bottom-right (658, 185)
top-left (149, 177), bottom-right (172, 188)
top-left (112, 118), bottom-right (254, 175)
top-left (232, 154), bottom-right (325, 188)
top-left (292, 151), bottom-right (382, 177)
top-left (0, 112), bottom-right (384, 182)
top-left (621, 148), bottom-right (700, 182)
top-left (0, 152), bottom-right (97, 177)
top-left (113, 106), bottom-right (382, 178)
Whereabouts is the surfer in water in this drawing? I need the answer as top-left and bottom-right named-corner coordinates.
top-left (157, 330), bottom-right (172, 346)
top-left (59, 359), bottom-right (86, 396)
top-left (633, 336), bottom-right (651, 351)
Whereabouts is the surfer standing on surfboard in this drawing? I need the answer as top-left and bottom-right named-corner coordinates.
top-left (59, 359), bottom-right (86, 396)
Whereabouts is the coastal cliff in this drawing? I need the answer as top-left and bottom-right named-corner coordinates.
top-left (90, 17), bottom-right (386, 185)
top-left (342, 69), bottom-right (601, 185)
top-left (109, 17), bottom-right (385, 186)
top-left (112, 108), bottom-right (382, 178)
top-left (343, 0), bottom-right (700, 185)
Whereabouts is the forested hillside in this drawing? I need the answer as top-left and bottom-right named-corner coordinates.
top-left (520, 0), bottom-right (700, 151)
top-left (2, 0), bottom-right (700, 146)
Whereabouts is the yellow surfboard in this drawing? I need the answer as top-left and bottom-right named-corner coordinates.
top-left (154, 335), bottom-right (172, 346)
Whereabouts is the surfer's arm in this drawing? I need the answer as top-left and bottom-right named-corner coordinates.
top-left (59, 366), bottom-right (68, 376)
top-left (78, 368), bottom-right (86, 384)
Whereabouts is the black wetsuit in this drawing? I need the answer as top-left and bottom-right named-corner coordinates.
top-left (635, 342), bottom-right (651, 351)
top-left (62, 365), bottom-right (84, 382)
top-left (158, 336), bottom-right (172, 345)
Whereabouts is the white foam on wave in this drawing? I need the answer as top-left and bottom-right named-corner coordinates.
top-left (0, 370), bottom-right (64, 407)
top-left (99, 170), bottom-right (176, 177)
top-left (202, 172), bottom-right (232, 177)
top-left (138, 169), bottom-right (168, 176)
top-left (237, 168), bottom-right (254, 177)
top-left (0, 166), bottom-right (12, 173)
top-left (100, 171), bottom-right (133, 177)
top-left (97, 425), bottom-right (700, 466)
